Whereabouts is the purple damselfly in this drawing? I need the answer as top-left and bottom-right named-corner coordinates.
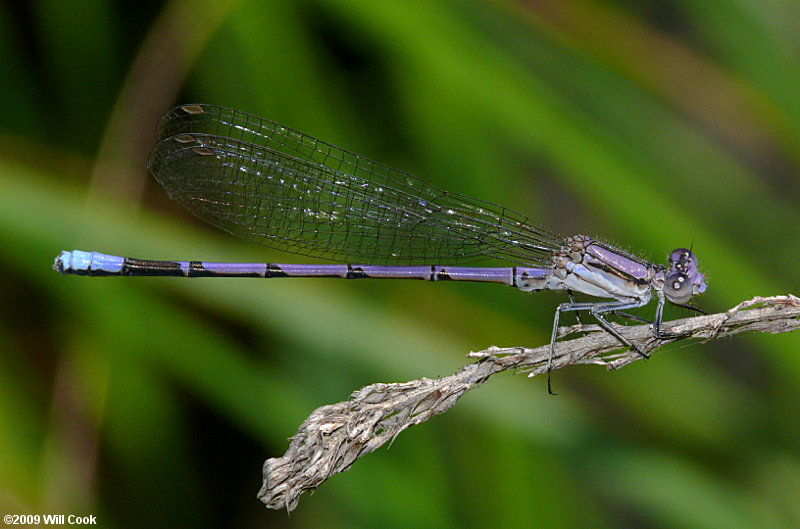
top-left (54, 104), bottom-right (707, 392)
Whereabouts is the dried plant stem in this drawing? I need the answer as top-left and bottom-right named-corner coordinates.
top-left (258, 295), bottom-right (800, 511)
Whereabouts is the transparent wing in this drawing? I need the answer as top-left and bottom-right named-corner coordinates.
top-left (148, 104), bottom-right (563, 266)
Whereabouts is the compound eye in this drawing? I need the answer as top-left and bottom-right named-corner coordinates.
top-left (664, 272), bottom-right (693, 304)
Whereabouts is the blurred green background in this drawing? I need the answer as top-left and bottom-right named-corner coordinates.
top-left (1, 0), bottom-right (799, 527)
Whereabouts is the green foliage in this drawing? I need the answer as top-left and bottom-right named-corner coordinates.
top-left (0, 0), bottom-right (798, 527)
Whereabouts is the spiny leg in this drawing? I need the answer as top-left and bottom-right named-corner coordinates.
top-left (652, 292), bottom-right (676, 339)
top-left (653, 291), bottom-right (708, 339)
top-left (567, 290), bottom-right (582, 325)
top-left (548, 305), bottom-right (565, 395)
top-left (547, 300), bottom-right (648, 395)
top-left (548, 301), bottom-right (619, 395)
top-left (611, 311), bottom-right (651, 324)
top-left (590, 302), bottom-right (651, 359)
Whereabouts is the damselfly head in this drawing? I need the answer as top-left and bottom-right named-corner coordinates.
top-left (663, 248), bottom-right (706, 304)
